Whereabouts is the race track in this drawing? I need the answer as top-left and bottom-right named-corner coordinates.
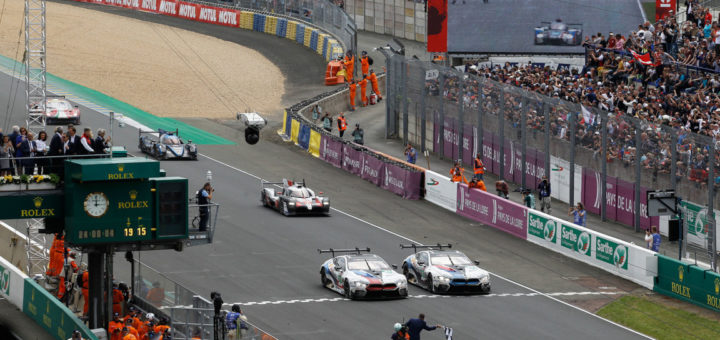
top-left (0, 69), bottom-right (648, 339)
top-left (447, 0), bottom-right (644, 54)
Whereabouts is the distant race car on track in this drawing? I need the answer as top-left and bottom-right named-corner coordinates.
top-left (42, 96), bottom-right (80, 125)
top-left (534, 19), bottom-right (583, 46)
top-left (319, 248), bottom-right (408, 300)
top-left (261, 179), bottom-right (330, 216)
top-left (401, 244), bottom-right (490, 294)
top-left (138, 129), bottom-right (198, 160)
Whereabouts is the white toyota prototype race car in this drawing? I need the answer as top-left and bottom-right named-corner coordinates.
top-left (401, 244), bottom-right (490, 294)
top-left (139, 129), bottom-right (198, 160)
top-left (319, 248), bottom-right (408, 300)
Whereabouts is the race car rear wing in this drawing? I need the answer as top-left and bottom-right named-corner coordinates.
top-left (139, 128), bottom-right (180, 138)
top-left (260, 178), bottom-right (306, 189)
top-left (318, 247), bottom-right (371, 257)
top-left (400, 243), bottom-right (452, 253)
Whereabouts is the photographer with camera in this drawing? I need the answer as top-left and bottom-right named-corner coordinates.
top-left (391, 323), bottom-right (410, 340)
top-left (198, 182), bottom-right (214, 232)
top-left (568, 202), bottom-right (587, 227)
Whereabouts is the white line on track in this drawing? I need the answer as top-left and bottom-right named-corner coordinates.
top-left (197, 153), bottom-right (652, 339)
top-left (168, 291), bottom-right (622, 308)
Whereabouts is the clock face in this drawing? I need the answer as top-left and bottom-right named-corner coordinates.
top-left (84, 192), bottom-right (109, 218)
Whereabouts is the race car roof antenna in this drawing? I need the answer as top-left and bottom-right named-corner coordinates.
top-left (318, 247), bottom-right (371, 257)
top-left (399, 243), bottom-right (452, 253)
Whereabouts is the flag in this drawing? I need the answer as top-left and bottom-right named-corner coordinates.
top-left (630, 50), bottom-right (653, 66)
top-left (444, 327), bottom-right (454, 340)
top-left (581, 105), bottom-right (596, 126)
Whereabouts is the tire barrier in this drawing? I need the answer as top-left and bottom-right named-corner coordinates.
top-left (68, 0), bottom-right (344, 61)
top-left (280, 85), bottom-right (424, 200)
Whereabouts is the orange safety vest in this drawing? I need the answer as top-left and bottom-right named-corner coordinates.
top-left (147, 287), bottom-right (165, 306)
top-left (470, 180), bottom-right (487, 191)
top-left (450, 167), bottom-right (465, 183)
top-left (369, 73), bottom-right (381, 97)
top-left (338, 117), bottom-right (347, 131)
top-left (46, 235), bottom-right (65, 276)
top-left (360, 56), bottom-right (370, 75)
top-left (474, 157), bottom-right (484, 175)
top-left (154, 325), bottom-right (171, 334)
top-left (344, 57), bottom-right (354, 81)
top-left (112, 288), bottom-right (124, 314)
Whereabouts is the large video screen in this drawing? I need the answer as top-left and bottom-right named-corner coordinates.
top-left (443, 0), bottom-right (646, 54)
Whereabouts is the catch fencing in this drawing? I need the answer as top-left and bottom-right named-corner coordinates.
top-left (280, 84), bottom-right (425, 200)
top-left (385, 52), bottom-right (719, 271)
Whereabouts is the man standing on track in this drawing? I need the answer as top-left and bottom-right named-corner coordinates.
top-left (405, 313), bottom-right (440, 340)
top-left (369, 70), bottom-right (382, 101)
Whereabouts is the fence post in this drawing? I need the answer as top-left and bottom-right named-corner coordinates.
top-left (670, 127), bottom-right (678, 192)
top-left (569, 107), bottom-right (576, 207)
top-left (543, 102), bottom-right (549, 178)
top-left (709, 141), bottom-right (716, 271)
top-left (478, 83), bottom-right (484, 161)
top-left (634, 118), bottom-right (641, 232)
top-left (521, 98), bottom-right (527, 189)
top-left (385, 54), bottom-right (393, 139)
top-left (601, 111), bottom-right (608, 221)
top-left (458, 73), bottom-right (465, 163)
top-left (438, 71), bottom-right (445, 159)
top-left (419, 64), bottom-right (427, 152)
top-left (402, 58), bottom-right (409, 145)
top-left (499, 88), bottom-right (505, 180)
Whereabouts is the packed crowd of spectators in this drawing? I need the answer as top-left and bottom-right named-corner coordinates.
top-left (422, 1), bottom-right (720, 187)
top-left (0, 124), bottom-right (110, 178)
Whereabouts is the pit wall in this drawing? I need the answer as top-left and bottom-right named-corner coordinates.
top-left (0, 222), bottom-right (98, 340)
top-left (68, 0), bottom-right (344, 61)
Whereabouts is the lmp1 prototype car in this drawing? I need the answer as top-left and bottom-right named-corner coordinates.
top-left (319, 248), bottom-right (408, 299)
top-left (534, 20), bottom-right (583, 46)
top-left (43, 96), bottom-right (80, 125)
top-left (261, 179), bottom-right (330, 216)
top-left (138, 129), bottom-right (198, 160)
top-left (401, 244), bottom-right (490, 294)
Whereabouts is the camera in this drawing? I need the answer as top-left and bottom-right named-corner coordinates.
top-left (237, 112), bottom-right (267, 145)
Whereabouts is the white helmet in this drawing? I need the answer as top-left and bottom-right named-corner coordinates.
top-left (394, 323), bottom-right (402, 331)
top-left (146, 313), bottom-right (155, 321)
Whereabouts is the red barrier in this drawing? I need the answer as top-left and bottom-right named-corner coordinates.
top-left (67, 0), bottom-right (241, 27)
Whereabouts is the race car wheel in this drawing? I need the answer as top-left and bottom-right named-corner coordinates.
top-left (344, 280), bottom-right (353, 299)
top-left (282, 201), bottom-right (290, 216)
top-left (261, 192), bottom-right (268, 207)
top-left (320, 272), bottom-right (330, 288)
top-left (429, 275), bottom-right (437, 294)
top-left (403, 265), bottom-right (415, 284)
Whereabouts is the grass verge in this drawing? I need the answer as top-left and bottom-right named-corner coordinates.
top-left (597, 295), bottom-right (720, 340)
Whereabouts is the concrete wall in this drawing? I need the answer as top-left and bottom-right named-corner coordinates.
top-left (0, 221), bottom-right (30, 273)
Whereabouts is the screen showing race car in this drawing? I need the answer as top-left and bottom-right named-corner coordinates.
top-left (445, 0), bottom-right (645, 54)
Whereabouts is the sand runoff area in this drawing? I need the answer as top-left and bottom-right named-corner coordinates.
top-left (0, 1), bottom-right (285, 119)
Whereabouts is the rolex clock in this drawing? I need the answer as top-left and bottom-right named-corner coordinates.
top-left (84, 192), bottom-right (109, 218)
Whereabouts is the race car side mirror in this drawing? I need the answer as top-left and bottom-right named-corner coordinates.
top-left (391, 264), bottom-right (398, 269)
top-left (474, 260), bottom-right (480, 265)
top-left (417, 261), bottom-right (425, 266)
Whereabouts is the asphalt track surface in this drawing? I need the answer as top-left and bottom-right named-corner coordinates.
top-left (447, 0), bottom-right (645, 54)
top-left (1, 76), bottom-right (648, 340)
top-left (1, 5), bottom-right (650, 340)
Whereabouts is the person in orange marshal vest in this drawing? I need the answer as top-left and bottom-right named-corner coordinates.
top-left (369, 70), bottom-right (382, 101)
top-left (473, 153), bottom-right (485, 181)
top-left (359, 76), bottom-right (369, 107)
top-left (359, 51), bottom-right (372, 78)
top-left (337, 112), bottom-right (348, 138)
top-left (450, 161), bottom-right (467, 184)
top-left (348, 80), bottom-right (357, 111)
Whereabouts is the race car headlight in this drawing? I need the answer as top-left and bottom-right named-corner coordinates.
top-left (354, 281), bottom-right (367, 289)
top-left (323, 199), bottom-right (329, 205)
top-left (396, 280), bottom-right (407, 287)
top-left (480, 276), bottom-right (490, 284)
top-left (437, 276), bottom-right (451, 283)
top-left (288, 202), bottom-right (295, 206)
top-left (158, 145), bottom-right (166, 152)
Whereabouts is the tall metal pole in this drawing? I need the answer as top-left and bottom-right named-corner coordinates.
top-left (634, 119), bottom-right (642, 232)
top-left (419, 65), bottom-right (427, 152)
top-left (106, 250), bottom-right (113, 329)
top-left (478, 84), bottom-right (484, 161)
top-left (569, 109), bottom-right (576, 207)
top-left (601, 111), bottom-right (608, 221)
top-left (458, 74), bottom-right (465, 163)
top-left (438, 72), bottom-right (445, 159)
top-left (520, 99), bottom-right (527, 189)
top-left (402, 58), bottom-right (409, 145)
top-left (24, 0), bottom-right (47, 135)
top-left (543, 103), bottom-right (550, 178)
top-left (499, 89), bottom-right (505, 180)
top-left (88, 251), bottom-right (104, 329)
top-left (670, 128), bottom-right (678, 192)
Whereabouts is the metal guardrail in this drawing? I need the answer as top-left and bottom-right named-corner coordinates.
top-left (134, 260), bottom-right (276, 340)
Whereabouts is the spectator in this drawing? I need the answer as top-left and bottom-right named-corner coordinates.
top-left (79, 128), bottom-right (95, 154)
top-left (94, 128), bottom-right (110, 153)
top-left (522, 189), bottom-right (536, 209)
top-left (226, 304), bottom-right (248, 339)
top-left (644, 229), bottom-right (653, 249)
top-left (537, 175), bottom-right (551, 213)
top-left (197, 182), bottom-right (213, 232)
top-left (7, 125), bottom-right (19, 154)
top-left (337, 112), bottom-right (348, 137)
top-left (0, 135), bottom-right (12, 176)
top-left (311, 105), bottom-right (322, 121)
top-left (651, 225), bottom-right (661, 252)
top-left (352, 124), bottom-right (364, 145)
top-left (569, 202), bottom-right (587, 227)
top-left (322, 113), bottom-right (333, 133)
top-left (405, 143), bottom-right (417, 164)
top-left (495, 180), bottom-right (509, 199)
top-left (67, 126), bottom-right (80, 155)
top-left (392, 323), bottom-right (410, 340)
top-left (146, 282), bottom-right (165, 307)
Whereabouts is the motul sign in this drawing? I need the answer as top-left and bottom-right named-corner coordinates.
top-left (656, 0), bottom-right (676, 21)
